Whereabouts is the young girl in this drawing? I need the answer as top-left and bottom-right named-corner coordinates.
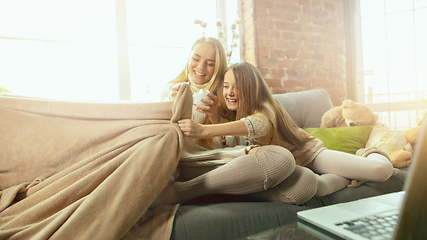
top-left (177, 62), bottom-right (395, 197)
top-left (152, 61), bottom-right (320, 206)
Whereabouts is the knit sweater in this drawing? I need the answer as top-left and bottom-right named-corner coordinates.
top-left (240, 101), bottom-right (325, 166)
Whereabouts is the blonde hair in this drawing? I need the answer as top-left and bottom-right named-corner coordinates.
top-left (220, 62), bottom-right (311, 148)
top-left (168, 36), bottom-right (227, 96)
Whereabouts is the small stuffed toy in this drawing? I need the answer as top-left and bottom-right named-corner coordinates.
top-left (405, 126), bottom-right (419, 146)
top-left (366, 123), bottom-right (414, 168)
top-left (365, 102), bottom-right (425, 167)
top-left (321, 99), bottom-right (378, 128)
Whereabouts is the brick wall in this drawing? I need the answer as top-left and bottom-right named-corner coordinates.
top-left (240, 0), bottom-right (347, 106)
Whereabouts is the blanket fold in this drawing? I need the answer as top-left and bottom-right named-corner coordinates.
top-left (0, 84), bottom-right (193, 240)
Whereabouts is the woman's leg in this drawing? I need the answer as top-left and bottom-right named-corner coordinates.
top-left (308, 149), bottom-right (394, 182)
top-left (151, 145), bottom-right (295, 207)
top-left (248, 166), bottom-right (318, 205)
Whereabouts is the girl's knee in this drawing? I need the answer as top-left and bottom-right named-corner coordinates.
top-left (371, 162), bottom-right (394, 182)
top-left (254, 145), bottom-right (296, 189)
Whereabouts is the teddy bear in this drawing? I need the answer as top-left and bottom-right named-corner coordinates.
top-left (320, 99), bottom-right (378, 128)
top-left (321, 99), bottom-right (418, 168)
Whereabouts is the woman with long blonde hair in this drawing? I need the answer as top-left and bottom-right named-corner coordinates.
top-left (161, 36), bottom-right (227, 125)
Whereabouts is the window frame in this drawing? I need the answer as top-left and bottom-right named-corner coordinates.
top-left (344, 0), bottom-right (427, 130)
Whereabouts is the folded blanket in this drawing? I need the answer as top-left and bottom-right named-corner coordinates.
top-left (0, 84), bottom-right (193, 240)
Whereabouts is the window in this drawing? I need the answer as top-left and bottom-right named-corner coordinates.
top-left (0, 0), bottom-right (119, 101)
top-left (0, 0), bottom-right (241, 102)
top-left (347, 0), bottom-right (427, 130)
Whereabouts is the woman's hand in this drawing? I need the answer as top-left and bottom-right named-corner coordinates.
top-left (169, 83), bottom-right (184, 101)
top-left (195, 92), bottom-right (220, 124)
top-left (178, 119), bottom-right (207, 138)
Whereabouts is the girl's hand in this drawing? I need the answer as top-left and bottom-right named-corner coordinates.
top-left (195, 92), bottom-right (220, 124)
top-left (178, 119), bottom-right (206, 138)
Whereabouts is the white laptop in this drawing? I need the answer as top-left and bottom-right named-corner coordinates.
top-left (298, 122), bottom-right (427, 240)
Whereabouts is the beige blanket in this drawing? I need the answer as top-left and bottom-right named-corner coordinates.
top-left (0, 85), bottom-right (193, 240)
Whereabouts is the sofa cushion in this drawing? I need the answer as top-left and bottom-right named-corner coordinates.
top-left (304, 125), bottom-right (373, 154)
top-left (273, 89), bottom-right (334, 128)
top-left (171, 175), bottom-right (405, 240)
top-left (171, 202), bottom-right (306, 240)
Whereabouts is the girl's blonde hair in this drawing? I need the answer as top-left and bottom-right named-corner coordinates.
top-left (168, 36), bottom-right (227, 96)
top-left (220, 62), bottom-right (311, 148)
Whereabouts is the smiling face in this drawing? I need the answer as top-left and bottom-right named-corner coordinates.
top-left (187, 42), bottom-right (216, 85)
top-left (223, 69), bottom-right (239, 111)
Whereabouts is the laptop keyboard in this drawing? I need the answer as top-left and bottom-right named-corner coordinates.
top-left (335, 211), bottom-right (399, 240)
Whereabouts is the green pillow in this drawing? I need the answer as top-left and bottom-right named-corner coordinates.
top-left (304, 126), bottom-right (373, 154)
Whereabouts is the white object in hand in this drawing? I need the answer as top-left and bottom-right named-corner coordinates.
top-left (193, 89), bottom-right (212, 106)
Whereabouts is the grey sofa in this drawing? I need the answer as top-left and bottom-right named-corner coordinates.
top-left (170, 89), bottom-right (407, 240)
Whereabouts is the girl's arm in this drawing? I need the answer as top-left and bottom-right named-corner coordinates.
top-left (178, 119), bottom-right (248, 138)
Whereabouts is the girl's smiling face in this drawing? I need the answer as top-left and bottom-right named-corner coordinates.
top-left (187, 42), bottom-right (216, 85)
top-left (223, 70), bottom-right (238, 111)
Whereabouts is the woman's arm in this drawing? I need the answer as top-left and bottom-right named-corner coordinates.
top-left (178, 119), bottom-right (248, 138)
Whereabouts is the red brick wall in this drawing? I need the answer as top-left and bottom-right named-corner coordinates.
top-left (240, 0), bottom-right (347, 106)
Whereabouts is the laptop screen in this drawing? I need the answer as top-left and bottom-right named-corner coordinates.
top-left (394, 122), bottom-right (427, 239)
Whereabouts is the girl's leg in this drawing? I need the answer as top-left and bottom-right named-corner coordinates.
top-left (315, 173), bottom-right (351, 197)
top-left (307, 149), bottom-right (394, 182)
top-left (151, 145), bottom-right (295, 207)
top-left (248, 166), bottom-right (318, 205)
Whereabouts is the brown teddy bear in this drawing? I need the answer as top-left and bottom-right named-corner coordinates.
top-left (321, 99), bottom-right (418, 168)
top-left (320, 99), bottom-right (378, 128)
